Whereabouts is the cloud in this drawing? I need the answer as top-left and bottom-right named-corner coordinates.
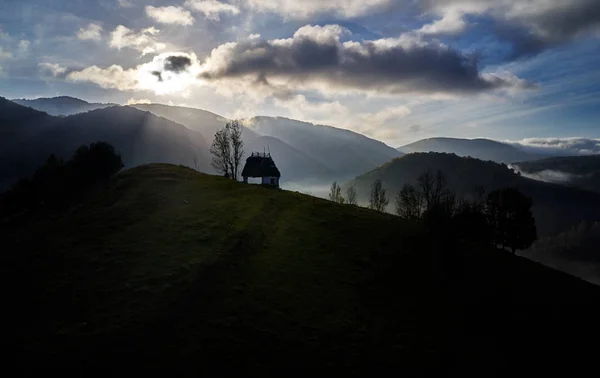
top-left (126, 98), bottom-right (152, 105)
top-left (409, 124), bottom-right (422, 133)
top-left (198, 24), bottom-right (534, 97)
top-left (245, 0), bottom-right (392, 19)
top-left (510, 137), bottom-right (600, 156)
top-left (118, 0), bottom-right (134, 8)
top-left (39, 62), bottom-right (67, 77)
top-left (145, 6), bottom-right (195, 26)
top-left (418, 9), bottom-right (468, 36)
top-left (77, 23), bottom-right (103, 41)
top-left (66, 52), bottom-right (203, 95)
top-left (0, 47), bottom-right (13, 60)
top-left (184, 0), bottom-right (240, 21)
top-left (422, 0), bottom-right (600, 58)
top-left (164, 55), bottom-right (192, 72)
top-left (109, 25), bottom-right (166, 55)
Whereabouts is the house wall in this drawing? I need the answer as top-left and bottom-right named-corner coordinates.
top-left (262, 177), bottom-right (280, 186)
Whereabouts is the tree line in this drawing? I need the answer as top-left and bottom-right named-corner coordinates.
top-left (0, 142), bottom-right (123, 219)
top-left (329, 170), bottom-right (537, 254)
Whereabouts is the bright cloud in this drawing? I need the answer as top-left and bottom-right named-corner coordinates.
top-left (145, 6), bottom-right (195, 26)
top-left (184, 0), bottom-right (240, 21)
top-left (109, 25), bottom-right (166, 55)
top-left (66, 52), bottom-right (203, 95)
top-left (245, 0), bottom-right (392, 19)
top-left (77, 23), bottom-right (103, 41)
top-left (39, 62), bottom-right (67, 77)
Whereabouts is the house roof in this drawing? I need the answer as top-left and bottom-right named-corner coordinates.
top-left (242, 153), bottom-right (281, 178)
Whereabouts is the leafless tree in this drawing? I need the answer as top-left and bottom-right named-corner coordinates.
top-left (346, 186), bottom-right (358, 205)
top-left (329, 181), bottom-right (343, 203)
top-left (210, 127), bottom-right (232, 177)
top-left (210, 120), bottom-right (244, 180)
top-left (396, 183), bottom-right (422, 219)
top-left (228, 120), bottom-right (244, 181)
top-left (369, 179), bottom-right (389, 212)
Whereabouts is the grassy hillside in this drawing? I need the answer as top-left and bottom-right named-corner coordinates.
top-left (348, 152), bottom-right (600, 235)
top-left (4, 164), bottom-right (600, 375)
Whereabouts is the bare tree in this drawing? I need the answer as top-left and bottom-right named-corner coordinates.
top-left (193, 155), bottom-right (199, 171)
top-left (417, 170), bottom-right (435, 213)
top-left (210, 127), bottom-right (232, 177)
top-left (396, 183), bottom-right (422, 219)
top-left (210, 120), bottom-right (244, 180)
top-left (228, 120), bottom-right (244, 181)
top-left (329, 181), bottom-right (343, 203)
top-left (346, 186), bottom-right (358, 205)
top-left (369, 179), bottom-right (389, 212)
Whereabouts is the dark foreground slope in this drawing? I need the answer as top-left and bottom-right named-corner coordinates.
top-left (4, 165), bottom-right (600, 376)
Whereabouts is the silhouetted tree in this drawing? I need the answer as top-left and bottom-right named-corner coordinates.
top-left (210, 121), bottom-right (244, 180)
top-left (210, 126), bottom-right (232, 178)
top-left (228, 120), bottom-right (244, 181)
top-left (346, 185), bottom-right (358, 206)
top-left (486, 188), bottom-right (537, 254)
top-left (395, 183), bottom-right (421, 219)
top-left (1, 142), bottom-right (123, 218)
top-left (369, 179), bottom-right (389, 212)
top-left (329, 181), bottom-right (343, 203)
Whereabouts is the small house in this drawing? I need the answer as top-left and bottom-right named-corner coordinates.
top-left (241, 152), bottom-right (281, 188)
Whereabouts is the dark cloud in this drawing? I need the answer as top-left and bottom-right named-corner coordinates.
top-left (199, 26), bottom-right (532, 95)
top-left (423, 0), bottom-right (600, 59)
top-left (152, 70), bottom-right (163, 82)
top-left (409, 124), bottom-right (421, 133)
top-left (164, 55), bottom-right (192, 73)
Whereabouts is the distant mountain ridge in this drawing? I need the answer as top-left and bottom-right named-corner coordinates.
top-left (513, 155), bottom-right (600, 193)
top-left (347, 152), bottom-right (600, 236)
top-left (12, 96), bottom-right (115, 116)
top-left (0, 99), bottom-right (212, 189)
top-left (399, 137), bottom-right (539, 163)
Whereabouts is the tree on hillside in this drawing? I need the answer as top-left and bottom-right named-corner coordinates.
top-left (346, 186), bottom-right (358, 206)
top-left (329, 181), bottom-right (343, 203)
top-left (210, 121), bottom-right (244, 180)
top-left (210, 127), bottom-right (232, 177)
top-left (417, 170), bottom-right (455, 221)
top-left (1, 142), bottom-right (123, 217)
top-left (395, 183), bottom-right (422, 219)
top-left (228, 121), bottom-right (244, 181)
top-left (369, 179), bottom-right (389, 212)
top-left (486, 188), bottom-right (537, 254)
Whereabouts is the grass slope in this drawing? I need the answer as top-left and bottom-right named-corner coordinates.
top-left (5, 164), bottom-right (600, 375)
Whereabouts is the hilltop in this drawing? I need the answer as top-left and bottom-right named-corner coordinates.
top-left (4, 164), bottom-right (600, 375)
top-left (11, 96), bottom-right (115, 116)
top-left (399, 137), bottom-right (538, 163)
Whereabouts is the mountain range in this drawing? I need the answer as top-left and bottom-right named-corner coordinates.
top-left (347, 152), bottom-right (600, 237)
top-left (12, 96), bottom-right (115, 116)
top-left (3, 96), bottom-right (403, 189)
top-left (513, 155), bottom-right (600, 193)
top-left (398, 137), bottom-right (540, 163)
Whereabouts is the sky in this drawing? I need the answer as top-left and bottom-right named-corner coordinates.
top-left (0, 0), bottom-right (599, 148)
